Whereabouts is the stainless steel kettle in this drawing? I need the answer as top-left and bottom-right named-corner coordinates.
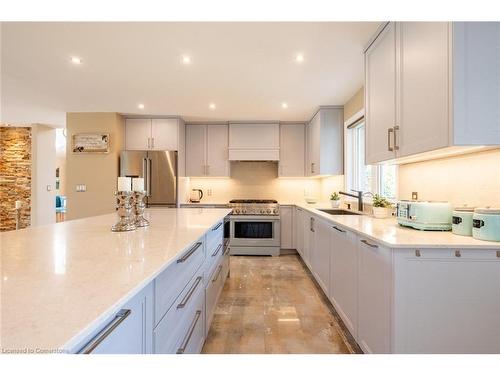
top-left (190, 189), bottom-right (203, 203)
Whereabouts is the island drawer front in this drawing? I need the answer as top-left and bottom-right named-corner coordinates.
top-left (154, 238), bottom-right (205, 326)
top-left (204, 225), bottom-right (224, 282)
top-left (206, 221), bottom-right (224, 260)
top-left (153, 268), bottom-right (205, 354)
top-left (221, 245), bottom-right (230, 281)
top-left (205, 257), bottom-right (225, 335)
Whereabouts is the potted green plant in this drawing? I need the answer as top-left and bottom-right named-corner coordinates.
top-left (330, 192), bottom-right (341, 208)
top-left (372, 194), bottom-right (392, 218)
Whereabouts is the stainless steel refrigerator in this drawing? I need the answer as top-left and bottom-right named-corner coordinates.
top-left (119, 150), bottom-right (177, 207)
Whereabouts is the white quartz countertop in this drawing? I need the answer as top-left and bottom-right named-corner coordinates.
top-left (0, 208), bottom-right (231, 353)
top-left (296, 203), bottom-right (500, 249)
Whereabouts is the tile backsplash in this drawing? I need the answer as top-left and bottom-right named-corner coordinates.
top-left (187, 161), bottom-right (338, 204)
top-left (398, 148), bottom-right (500, 208)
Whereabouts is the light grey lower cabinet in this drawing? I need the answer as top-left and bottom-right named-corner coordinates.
top-left (329, 225), bottom-right (358, 338)
top-left (357, 237), bottom-right (392, 354)
top-left (74, 282), bottom-right (154, 354)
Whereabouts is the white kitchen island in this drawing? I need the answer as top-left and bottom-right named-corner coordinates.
top-left (0, 208), bottom-right (231, 354)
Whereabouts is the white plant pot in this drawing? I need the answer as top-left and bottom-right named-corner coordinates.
top-left (330, 200), bottom-right (341, 208)
top-left (373, 207), bottom-right (390, 219)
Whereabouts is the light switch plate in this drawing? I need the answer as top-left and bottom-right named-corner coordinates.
top-left (412, 192), bottom-right (418, 200)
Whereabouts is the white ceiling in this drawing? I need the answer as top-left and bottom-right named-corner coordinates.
top-left (1, 22), bottom-right (380, 123)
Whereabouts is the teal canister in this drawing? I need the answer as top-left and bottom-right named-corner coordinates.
top-left (472, 208), bottom-right (500, 242)
top-left (452, 207), bottom-right (475, 236)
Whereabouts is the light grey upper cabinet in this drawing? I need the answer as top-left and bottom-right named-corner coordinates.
top-left (365, 22), bottom-right (397, 164)
top-left (306, 107), bottom-right (344, 176)
top-left (185, 124), bottom-right (229, 177)
top-left (365, 22), bottom-right (500, 164)
top-left (279, 123), bottom-right (305, 177)
top-left (125, 118), bottom-right (180, 151)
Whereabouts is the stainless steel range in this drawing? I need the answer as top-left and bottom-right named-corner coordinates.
top-left (228, 199), bottom-right (280, 256)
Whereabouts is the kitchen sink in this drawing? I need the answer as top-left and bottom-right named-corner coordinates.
top-left (318, 209), bottom-right (361, 216)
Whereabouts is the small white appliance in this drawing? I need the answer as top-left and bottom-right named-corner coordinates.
top-left (190, 189), bottom-right (204, 203)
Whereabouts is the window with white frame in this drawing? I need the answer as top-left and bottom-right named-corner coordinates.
top-left (345, 118), bottom-right (397, 200)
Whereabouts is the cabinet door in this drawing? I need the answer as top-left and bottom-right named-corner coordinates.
top-left (318, 109), bottom-right (343, 175)
top-left (358, 237), bottom-right (392, 354)
top-left (185, 125), bottom-right (207, 177)
top-left (398, 22), bottom-right (450, 157)
top-left (295, 208), bottom-right (304, 257)
top-left (280, 206), bottom-right (294, 249)
top-left (151, 119), bottom-right (179, 150)
top-left (206, 124), bottom-right (229, 177)
top-left (365, 22), bottom-right (397, 164)
top-left (307, 114), bottom-right (321, 176)
top-left (393, 248), bottom-right (500, 354)
top-left (303, 214), bottom-right (312, 268)
top-left (125, 119), bottom-right (151, 150)
top-left (311, 217), bottom-right (330, 295)
top-left (279, 124), bottom-right (305, 177)
top-left (330, 225), bottom-right (358, 338)
top-left (76, 283), bottom-right (153, 354)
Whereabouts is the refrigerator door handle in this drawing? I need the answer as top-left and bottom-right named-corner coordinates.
top-left (142, 158), bottom-right (148, 196)
top-left (147, 158), bottom-right (152, 197)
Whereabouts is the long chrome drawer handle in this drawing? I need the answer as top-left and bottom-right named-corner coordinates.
top-left (212, 222), bottom-right (223, 231)
top-left (177, 276), bottom-right (203, 309)
top-left (211, 243), bottom-right (222, 257)
top-left (222, 245), bottom-right (230, 256)
top-left (176, 310), bottom-right (202, 354)
top-left (361, 239), bottom-right (379, 248)
top-left (77, 309), bottom-right (131, 354)
top-left (212, 265), bottom-right (223, 283)
top-left (332, 226), bottom-right (346, 233)
top-left (177, 242), bottom-right (202, 263)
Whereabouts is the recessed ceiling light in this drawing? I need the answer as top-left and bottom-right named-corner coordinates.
top-left (295, 54), bottom-right (304, 63)
top-left (182, 55), bottom-right (191, 64)
top-left (209, 103), bottom-right (216, 110)
top-left (281, 102), bottom-right (288, 109)
top-left (71, 56), bottom-right (82, 65)
top-left (138, 103), bottom-right (145, 110)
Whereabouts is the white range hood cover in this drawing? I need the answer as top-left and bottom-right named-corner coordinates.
top-left (228, 123), bottom-right (280, 161)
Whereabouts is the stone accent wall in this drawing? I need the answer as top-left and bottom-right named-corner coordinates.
top-left (0, 126), bottom-right (32, 231)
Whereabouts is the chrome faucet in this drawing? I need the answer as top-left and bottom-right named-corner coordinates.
top-left (339, 190), bottom-right (364, 212)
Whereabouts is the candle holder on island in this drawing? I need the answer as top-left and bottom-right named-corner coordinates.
top-left (134, 191), bottom-right (150, 227)
top-left (111, 191), bottom-right (137, 232)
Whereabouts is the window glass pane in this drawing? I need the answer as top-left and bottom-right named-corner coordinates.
top-left (380, 165), bottom-right (397, 199)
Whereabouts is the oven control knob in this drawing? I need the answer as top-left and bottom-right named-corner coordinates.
top-left (260, 209), bottom-right (265, 214)
top-left (273, 209), bottom-right (278, 214)
top-left (234, 209), bottom-right (240, 214)
top-left (242, 209), bottom-right (247, 214)
top-left (266, 209), bottom-right (271, 214)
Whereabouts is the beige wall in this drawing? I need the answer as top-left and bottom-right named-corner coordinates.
top-left (398, 149), bottom-right (500, 207)
top-left (66, 113), bottom-right (124, 220)
top-left (188, 162), bottom-right (322, 204)
top-left (344, 87), bottom-right (364, 122)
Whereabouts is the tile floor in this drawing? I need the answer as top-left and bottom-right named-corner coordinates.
top-left (202, 254), bottom-right (358, 354)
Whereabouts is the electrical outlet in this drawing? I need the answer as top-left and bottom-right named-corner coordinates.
top-left (412, 192), bottom-right (418, 201)
top-left (76, 184), bottom-right (87, 192)
top-left (207, 189), bottom-right (212, 196)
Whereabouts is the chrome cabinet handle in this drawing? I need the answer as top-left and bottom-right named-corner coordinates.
top-left (310, 217), bottom-right (315, 232)
top-left (223, 245), bottom-right (230, 256)
top-left (332, 226), bottom-right (346, 233)
top-left (211, 243), bottom-right (222, 257)
top-left (177, 276), bottom-right (202, 309)
top-left (151, 137), bottom-right (155, 149)
top-left (176, 310), bottom-right (202, 354)
top-left (311, 163), bottom-right (315, 174)
top-left (78, 309), bottom-right (131, 354)
top-left (212, 265), bottom-right (223, 283)
top-left (206, 165), bottom-right (210, 175)
top-left (212, 222), bottom-right (222, 231)
top-left (387, 128), bottom-right (394, 151)
top-left (147, 137), bottom-right (151, 149)
top-left (393, 125), bottom-right (399, 151)
top-left (177, 242), bottom-right (202, 263)
top-left (361, 239), bottom-right (378, 248)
